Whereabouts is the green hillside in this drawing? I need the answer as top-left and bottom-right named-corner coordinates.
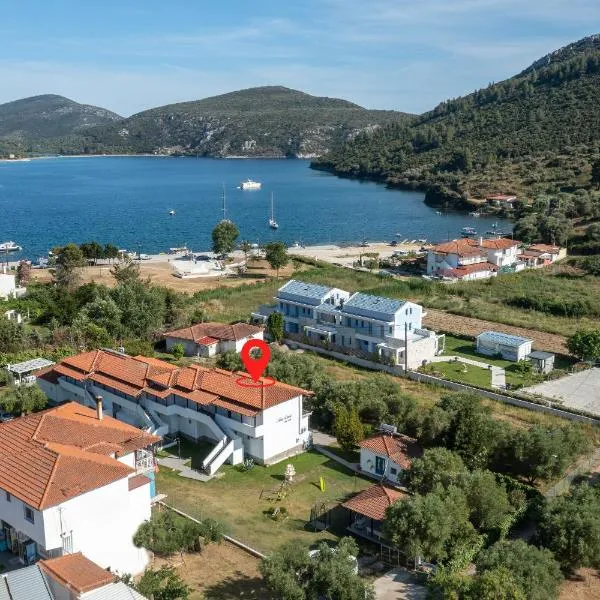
top-left (0, 94), bottom-right (121, 153)
top-left (62, 86), bottom-right (412, 158)
top-left (312, 35), bottom-right (600, 226)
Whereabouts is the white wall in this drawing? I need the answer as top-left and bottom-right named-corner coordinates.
top-left (261, 396), bottom-right (308, 463)
top-left (359, 448), bottom-right (402, 483)
top-left (0, 274), bottom-right (16, 300)
top-left (43, 477), bottom-right (151, 575)
top-left (0, 487), bottom-right (47, 548)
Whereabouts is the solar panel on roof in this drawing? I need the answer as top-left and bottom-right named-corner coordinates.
top-left (477, 331), bottom-right (533, 346)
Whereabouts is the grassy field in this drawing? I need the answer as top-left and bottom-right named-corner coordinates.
top-left (156, 450), bottom-right (372, 554)
top-left (192, 258), bottom-right (598, 338)
top-left (154, 542), bottom-right (272, 600)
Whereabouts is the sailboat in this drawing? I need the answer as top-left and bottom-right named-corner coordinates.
top-left (269, 193), bottom-right (279, 229)
top-left (220, 184), bottom-right (231, 222)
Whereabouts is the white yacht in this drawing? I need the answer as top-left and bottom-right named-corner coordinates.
top-left (240, 179), bottom-right (262, 190)
top-left (0, 241), bottom-right (22, 253)
top-left (269, 193), bottom-right (279, 229)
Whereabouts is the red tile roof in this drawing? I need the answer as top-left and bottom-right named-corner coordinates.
top-left (480, 238), bottom-right (519, 250)
top-left (40, 552), bottom-right (115, 594)
top-left (128, 473), bottom-right (151, 491)
top-left (529, 243), bottom-right (561, 254)
top-left (43, 350), bottom-right (309, 414)
top-left (359, 434), bottom-right (422, 469)
top-left (0, 402), bottom-right (159, 509)
top-left (342, 484), bottom-right (406, 521)
top-left (440, 262), bottom-right (498, 279)
top-left (165, 322), bottom-right (263, 343)
top-left (197, 336), bottom-right (220, 346)
top-left (430, 238), bottom-right (485, 257)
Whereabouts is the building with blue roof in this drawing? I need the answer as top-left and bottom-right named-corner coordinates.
top-left (476, 331), bottom-right (533, 361)
top-left (273, 280), bottom-right (443, 368)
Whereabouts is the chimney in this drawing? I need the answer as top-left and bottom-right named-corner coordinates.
top-left (95, 395), bottom-right (103, 420)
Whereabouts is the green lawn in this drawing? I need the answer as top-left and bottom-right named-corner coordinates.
top-left (156, 449), bottom-right (372, 554)
top-left (425, 360), bottom-right (493, 388)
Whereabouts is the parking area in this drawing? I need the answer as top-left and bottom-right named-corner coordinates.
top-left (524, 368), bottom-right (600, 417)
top-left (373, 568), bottom-right (428, 600)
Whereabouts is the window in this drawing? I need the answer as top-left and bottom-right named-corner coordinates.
top-left (24, 505), bottom-right (35, 524)
top-left (5, 491), bottom-right (10, 502)
top-left (390, 467), bottom-right (397, 475)
top-left (62, 531), bottom-right (73, 554)
top-left (375, 456), bottom-right (386, 475)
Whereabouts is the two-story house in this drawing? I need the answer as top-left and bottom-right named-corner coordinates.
top-left (163, 322), bottom-right (264, 357)
top-left (37, 349), bottom-right (311, 474)
top-left (427, 238), bottom-right (522, 281)
top-left (0, 402), bottom-right (159, 574)
top-left (273, 280), bottom-right (443, 368)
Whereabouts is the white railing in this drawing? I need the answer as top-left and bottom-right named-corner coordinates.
top-left (201, 437), bottom-right (226, 470)
top-left (136, 455), bottom-right (155, 473)
top-left (206, 439), bottom-right (235, 475)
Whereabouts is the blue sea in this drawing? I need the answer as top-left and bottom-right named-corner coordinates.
top-left (0, 157), bottom-right (511, 260)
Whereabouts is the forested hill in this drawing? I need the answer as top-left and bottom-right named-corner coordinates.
top-left (0, 95), bottom-right (121, 150)
top-left (312, 35), bottom-right (600, 209)
top-left (53, 86), bottom-right (412, 158)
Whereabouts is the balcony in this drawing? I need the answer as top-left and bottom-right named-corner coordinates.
top-left (135, 450), bottom-right (155, 473)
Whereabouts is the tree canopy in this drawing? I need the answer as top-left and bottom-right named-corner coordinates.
top-left (259, 537), bottom-right (374, 600)
top-left (475, 540), bottom-right (563, 600)
top-left (538, 483), bottom-right (600, 572)
top-left (212, 220), bottom-right (239, 256)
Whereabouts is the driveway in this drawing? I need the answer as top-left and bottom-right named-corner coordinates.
top-left (374, 568), bottom-right (427, 600)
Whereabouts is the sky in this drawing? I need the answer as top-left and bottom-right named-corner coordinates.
top-left (1, 1), bottom-right (600, 117)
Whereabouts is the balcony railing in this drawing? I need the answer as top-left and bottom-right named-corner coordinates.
top-left (135, 454), bottom-right (155, 473)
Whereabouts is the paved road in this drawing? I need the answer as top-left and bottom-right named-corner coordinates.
top-left (374, 568), bottom-right (427, 600)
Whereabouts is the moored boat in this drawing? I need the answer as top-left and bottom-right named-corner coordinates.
top-left (240, 179), bottom-right (262, 190)
top-left (0, 241), bottom-right (22, 253)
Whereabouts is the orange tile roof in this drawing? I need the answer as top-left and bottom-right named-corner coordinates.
top-left (430, 238), bottom-right (485, 257)
top-left (197, 336), bottom-right (220, 346)
top-left (165, 321), bottom-right (263, 343)
top-left (359, 434), bottom-right (422, 469)
top-left (342, 484), bottom-right (406, 521)
top-left (128, 473), bottom-right (151, 491)
top-left (480, 238), bottom-right (519, 250)
top-left (0, 402), bottom-right (159, 509)
top-left (440, 262), bottom-right (498, 279)
top-left (40, 552), bottom-right (115, 594)
top-left (529, 243), bottom-right (561, 254)
top-left (43, 350), bottom-right (309, 413)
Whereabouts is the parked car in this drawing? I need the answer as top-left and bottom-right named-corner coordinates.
top-left (0, 412), bottom-right (14, 422)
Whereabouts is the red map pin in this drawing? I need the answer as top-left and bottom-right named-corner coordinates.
top-left (240, 339), bottom-right (271, 382)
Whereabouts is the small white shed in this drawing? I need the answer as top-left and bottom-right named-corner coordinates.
top-left (475, 331), bottom-right (533, 362)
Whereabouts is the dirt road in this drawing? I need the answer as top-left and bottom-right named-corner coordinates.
top-left (424, 308), bottom-right (569, 355)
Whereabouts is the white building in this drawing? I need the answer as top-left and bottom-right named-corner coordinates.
top-left (273, 280), bottom-right (443, 368)
top-left (0, 272), bottom-right (26, 300)
top-left (0, 402), bottom-right (159, 575)
top-left (358, 433), bottom-right (421, 484)
top-left (164, 322), bottom-right (264, 357)
top-left (427, 238), bottom-right (523, 281)
top-left (476, 331), bottom-right (533, 362)
top-left (37, 349), bottom-right (311, 472)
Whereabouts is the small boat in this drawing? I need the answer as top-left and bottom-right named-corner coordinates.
top-left (0, 241), bottom-right (22, 253)
top-left (240, 179), bottom-right (262, 190)
top-left (169, 246), bottom-right (188, 254)
top-left (169, 210), bottom-right (175, 216)
top-left (269, 193), bottom-right (279, 229)
top-left (469, 211), bottom-right (480, 218)
top-left (461, 227), bottom-right (477, 238)
top-left (436, 211), bottom-right (442, 215)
